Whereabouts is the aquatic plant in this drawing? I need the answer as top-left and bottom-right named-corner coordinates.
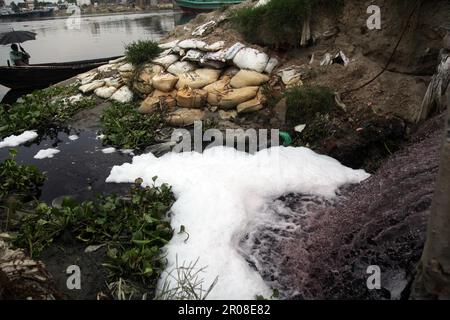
top-left (14, 178), bottom-right (175, 296)
top-left (0, 149), bottom-right (45, 200)
top-left (125, 40), bottom-right (161, 66)
top-left (100, 102), bottom-right (165, 149)
top-left (0, 86), bottom-right (95, 138)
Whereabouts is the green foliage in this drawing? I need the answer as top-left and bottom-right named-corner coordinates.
top-left (14, 178), bottom-right (175, 288)
top-left (0, 149), bottom-right (46, 200)
top-left (285, 86), bottom-right (335, 125)
top-left (0, 86), bottom-right (95, 138)
top-left (125, 40), bottom-right (161, 66)
top-left (100, 102), bottom-right (165, 149)
top-left (231, 0), bottom-right (342, 47)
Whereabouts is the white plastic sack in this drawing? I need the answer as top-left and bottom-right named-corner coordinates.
top-left (233, 47), bottom-right (269, 73)
top-left (192, 21), bottom-right (217, 37)
top-left (224, 42), bottom-right (245, 61)
top-left (178, 39), bottom-right (208, 50)
top-left (153, 54), bottom-right (179, 68)
top-left (79, 80), bottom-right (105, 93)
top-left (181, 50), bottom-right (204, 62)
top-left (204, 41), bottom-right (225, 52)
top-left (110, 86), bottom-right (133, 103)
top-left (159, 40), bottom-right (180, 50)
top-left (264, 57), bottom-right (279, 74)
top-left (94, 86), bottom-right (117, 99)
top-left (167, 61), bottom-right (196, 76)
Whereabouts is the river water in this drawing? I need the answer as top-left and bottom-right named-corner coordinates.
top-left (0, 11), bottom-right (191, 100)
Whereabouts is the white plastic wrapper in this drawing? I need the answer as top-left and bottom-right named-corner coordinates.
top-left (192, 21), bottom-right (217, 37)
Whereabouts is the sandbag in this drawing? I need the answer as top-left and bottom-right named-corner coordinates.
top-left (181, 50), bottom-right (204, 62)
top-left (203, 77), bottom-right (231, 105)
top-left (118, 63), bottom-right (134, 72)
top-left (152, 89), bottom-right (177, 98)
top-left (166, 108), bottom-right (205, 127)
top-left (175, 69), bottom-right (221, 89)
top-left (104, 77), bottom-right (123, 88)
top-left (152, 73), bottom-right (179, 92)
top-left (204, 41), bottom-right (225, 52)
top-left (264, 58), bottom-right (279, 74)
top-left (94, 86), bottom-right (117, 99)
top-left (233, 47), bottom-right (269, 73)
top-left (139, 96), bottom-right (160, 115)
top-left (178, 39), bottom-right (208, 50)
top-left (79, 80), bottom-right (105, 93)
top-left (167, 61), bottom-right (196, 75)
top-left (230, 70), bottom-right (269, 88)
top-left (152, 54), bottom-right (179, 68)
top-left (159, 40), bottom-right (179, 50)
top-left (237, 89), bottom-right (265, 114)
top-left (218, 86), bottom-right (259, 110)
top-left (110, 86), bottom-right (133, 103)
top-left (134, 64), bottom-right (164, 94)
top-left (176, 88), bottom-right (208, 108)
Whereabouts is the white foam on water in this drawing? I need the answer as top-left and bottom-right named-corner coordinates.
top-left (101, 147), bottom-right (116, 154)
top-left (68, 135), bottom-right (79, 141)
top-left (34, 148), bottom-right (60, 159)
top-left (0, 131), bottom-right (38, 148)
top-left (106, 146), bottom-right (370, 300)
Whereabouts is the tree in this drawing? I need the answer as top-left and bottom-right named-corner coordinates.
top-left (411, 70), bottom-right (450, 299)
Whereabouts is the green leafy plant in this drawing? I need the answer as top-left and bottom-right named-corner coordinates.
top-left (125, 40), bottom-right (161, 66)
top-left (100, 102), bottom-right (165, 149)
top-left (0, 149), bottom-right (46, 200)
top-left (14, 178), bottom-right (175, 294)
top-left (0, 86), bottom-right (95, 138)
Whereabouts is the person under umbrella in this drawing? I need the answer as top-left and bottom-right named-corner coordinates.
top-left (9, 43), bottom-right (31, 66)
top-left (0, 30), bottom-right (36, 66)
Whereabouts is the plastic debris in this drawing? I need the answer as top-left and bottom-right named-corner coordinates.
top-left (192, 20), bottom-right (217, 37)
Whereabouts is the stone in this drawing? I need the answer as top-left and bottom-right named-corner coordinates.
top-left (230, 70), bottom-right (270, 88)
top-left (176, 88), bottom-right (208, 108)
top-left (166, 108), bottom-right (205, 127)
top-left (152, 73), bottom-right (179, 92)
top-left (175, 68), bottom-right (221, 90)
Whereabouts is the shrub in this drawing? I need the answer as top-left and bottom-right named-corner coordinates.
top-left (125, 40), bottom-right (161, 66)
top-left (100, 102), bottom-right (165, 149)
top-left (285, 86), bottom-right (336, 125)
top-left (232, 0), bottom-right (342, 48)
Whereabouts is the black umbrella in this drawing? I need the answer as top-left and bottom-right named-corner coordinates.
top-left (0, 30), bottom-right (37, 45)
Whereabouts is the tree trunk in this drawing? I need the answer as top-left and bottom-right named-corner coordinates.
top-left (413, 51), bottom-right (450, 123)
top-left (411, 87), bottom-right (450, 299)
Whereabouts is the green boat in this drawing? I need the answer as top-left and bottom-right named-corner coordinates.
top-left (174, 0), bottom-right (245, 13)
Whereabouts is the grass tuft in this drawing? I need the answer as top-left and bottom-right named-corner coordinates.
top-left (125, 40), bottom-right (162, 66)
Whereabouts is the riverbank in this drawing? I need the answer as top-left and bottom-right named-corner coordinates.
top-left (1, 0), bottom-right (449, 300)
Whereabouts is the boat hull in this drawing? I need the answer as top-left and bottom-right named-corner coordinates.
top-left (0, 56), bottom-right (121, 90)
top-left (174, 0), bottom-right (244, 13)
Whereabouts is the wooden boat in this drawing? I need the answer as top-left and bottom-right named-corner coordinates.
top-left (174, 0), bottom-right (244, 13)
top-left (0, 56), bottom-right (121, 90)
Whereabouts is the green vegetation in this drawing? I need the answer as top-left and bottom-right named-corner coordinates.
top-left (0, 149), bottom-right (45, 200)
top-left (232, 0), bottom-right (342, 48)
top-left (100, 102), bottom-right (165, 149)
top-left (14, 178), bottom-right (175, 292)
top-left (125, 40), bottom-right (162, 66)
top-left (0, 86), bottom-right (95, 138)
top-left (284, 86), bottom-right (337, 145)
